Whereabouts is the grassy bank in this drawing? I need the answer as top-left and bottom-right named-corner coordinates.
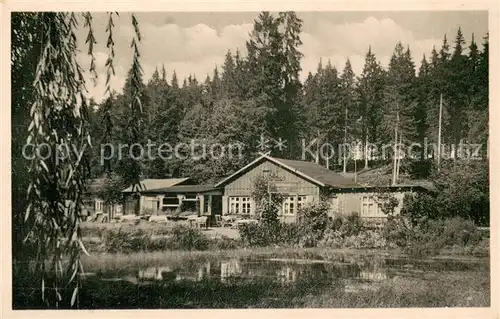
top-left (70, 270), bottom-right (488, 308)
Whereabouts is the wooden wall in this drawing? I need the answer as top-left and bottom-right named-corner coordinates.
top-left (336, 191), bottom-right (406, 218)
top-left (222, 159), bottom-right (321, 215)
top-left (224, 160), bottom-right (320, 196)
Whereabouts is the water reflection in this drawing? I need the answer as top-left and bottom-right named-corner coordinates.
top-left (119, 254), bottom-right (485, 295)
top-left (276, 266), bottom-right (297, 284)
top-left (358, 270), bottom-right (388, 281)
top-left (134, 256), bottom-right (385, 289)
top-left (221, 259), bottom-right (241, 282)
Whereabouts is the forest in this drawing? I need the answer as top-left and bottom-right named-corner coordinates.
top-left (85, 12), bottom-right (489, 187)
top-left (10, 11), bottom-right (490, 309)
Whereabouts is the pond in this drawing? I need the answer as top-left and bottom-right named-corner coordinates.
top-left (75, 250), bottom-right (489, 308)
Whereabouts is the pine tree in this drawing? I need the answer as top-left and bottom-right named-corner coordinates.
top-left (221, 50), bottom-right (237, 98)
top-left (468, 33), bottom-right (479, 100)
top-left (211, 65), bottom-right (222, 100)
top-left (414, 54), bottom-right (431, 162)
top-left (161, 64), bottom-right (167, 83)
top-left (340, 58), bottom-right (357, 171)
top-left (383, 42), bottom-right (416, 144)
top-left (245, 11), bottom-right (304, 158)
top-left (356, 46), bottom-right (386, 168)
top-left (448, 27), bottom-right (469, 147)
top-left (440, 34), bottom-right (451, 62)
top-left (171, 70), bottom-right (179, 89)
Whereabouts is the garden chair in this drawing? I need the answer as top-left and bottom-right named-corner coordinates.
top-left (214, 215), bottom-right (223, 227)
top-left (195, 216), bottom-right (208, 229)
top-left (220, 215), bottom-right (236, 228)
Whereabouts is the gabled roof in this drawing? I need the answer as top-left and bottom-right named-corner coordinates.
top-left (86, 178), bottom-right (107, 194)
top-left (214, 154), bottom-right (359, 188)
top-left (122, 178), bottom-right (191, 193)
top-left (144, 184), bottom-right (221, 194)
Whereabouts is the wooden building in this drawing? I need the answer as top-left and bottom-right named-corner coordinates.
top-left (215, 154), bottom-right (429, 223)
top-left (122, 178), bottom-right (193, 215)
top-left (118, 155), bottom-right (430, 223)
top-left (83, 178), bottom-right (123, 221)
top-left (121, 178), bottom-right (223, 217)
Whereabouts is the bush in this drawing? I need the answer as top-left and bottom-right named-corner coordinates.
top-left (296, 202), bottom-right (330, 247)
top-left (239, 221), bottom-right (301, 247)
top-left (339, 212), bottom-right (363, 236)
top-left (103, 228), bottom-right (151, 253)
top-left (239, 222), bottom-right (280, 247)
top-left (277, 223), bottom-right (301, 246)
top-left (401, 160), bottom-right (489, 226)
top-left (319, 230), bottom-right (387, 249)
top-left (210, 236), bottom-right (240, 250)
top-left (169, 225), bottom-right (210, 251)
top-left (382, 216), bottom-right (486, 257)
top-left (401, 193), bottom-right (440, 225)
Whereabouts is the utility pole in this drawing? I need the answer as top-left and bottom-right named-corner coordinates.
top-left (392, 109), bottom-right (399, 186)
top-left (437, 94), bottom-right (443, 171)
top-left (343, 103), bottom-right (348, 173)
top-left (396, 132), bottom-right (402, 183)
top-left (326, 136), bottom-right (330, 170)
top-left (316, 130), bottom-right (320, 164)
top-left (364, 135), bottom-right (369, 169)
top-left (354, 150), bottom-right (358, 183)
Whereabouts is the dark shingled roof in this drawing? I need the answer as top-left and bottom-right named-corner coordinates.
top-left (144, 184), bottom-right (221, 194)
top-left (86, 178), bottom-right (107, 194)
top-left (270, 157), bottom-right (359, 188)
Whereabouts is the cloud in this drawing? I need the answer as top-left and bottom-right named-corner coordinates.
top-left (299, 17), bottom-right (442, 79)
top-left (78, 16), bottom-right (442, 102)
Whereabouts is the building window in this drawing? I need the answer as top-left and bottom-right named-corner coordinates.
top-left (162, 196), bottom-right (180, 211)
top-left (297, 196), bottom-right (307, 211)
top-left (282, 197), bottom-right (294, 215)
top-left (229, 197), bottom-right (251, 215)
top-left (281, 196), bottom-right (306, 216)
top-left (95, 199), bottom-right (103, 212)
top-left (361, 196), bottom-right (379, 217)
top-left (203, 195), bottom-right (210, 213)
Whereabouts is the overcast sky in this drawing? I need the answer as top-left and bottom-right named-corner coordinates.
top-left (76, 11), bottom-right (488, 102)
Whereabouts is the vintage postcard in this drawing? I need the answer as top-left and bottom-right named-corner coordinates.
top-left (2, 1), bottom-right (498, 318)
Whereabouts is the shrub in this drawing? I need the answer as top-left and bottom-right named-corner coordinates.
top-left (401, 192), bottom-right (439, 225)
top-left (401, 160), bottom-right (489, 226)
top-left (259, 199), bottom-right (280, 226)
top-left (169, 225), bottom-right (210, 251)
top-left (382, 216), bottom-right (486, 257)
top-left (471, 237), bottom-right (489, 257)
top-left (317, 229), bottom-right (344, 248)
top-left (441, 217), bottom-right (483, 246)
top-left (103, 228), bottom-right (151, 253)
top-left (251, 173), bottom-right (284, 225)
top-left (277, 223), bottom-right (301, 246)
top-left (296, 202), bottom-right (330, 247)
top-left (210, 236), bottom-right (240, 250)
top-left (239, 221), bottom-right (301, 247)
top-left (339, 212), bottom-right (363, 236)
top-left (319, 228), bottom-right (387, 249)
top-left (381, 216), bottom-right (412, 248)
top-left (239, 222), bottom-right (279, 247)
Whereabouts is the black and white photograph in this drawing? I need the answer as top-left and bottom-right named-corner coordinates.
top-left (7, 7), bottom-right (494, 312)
